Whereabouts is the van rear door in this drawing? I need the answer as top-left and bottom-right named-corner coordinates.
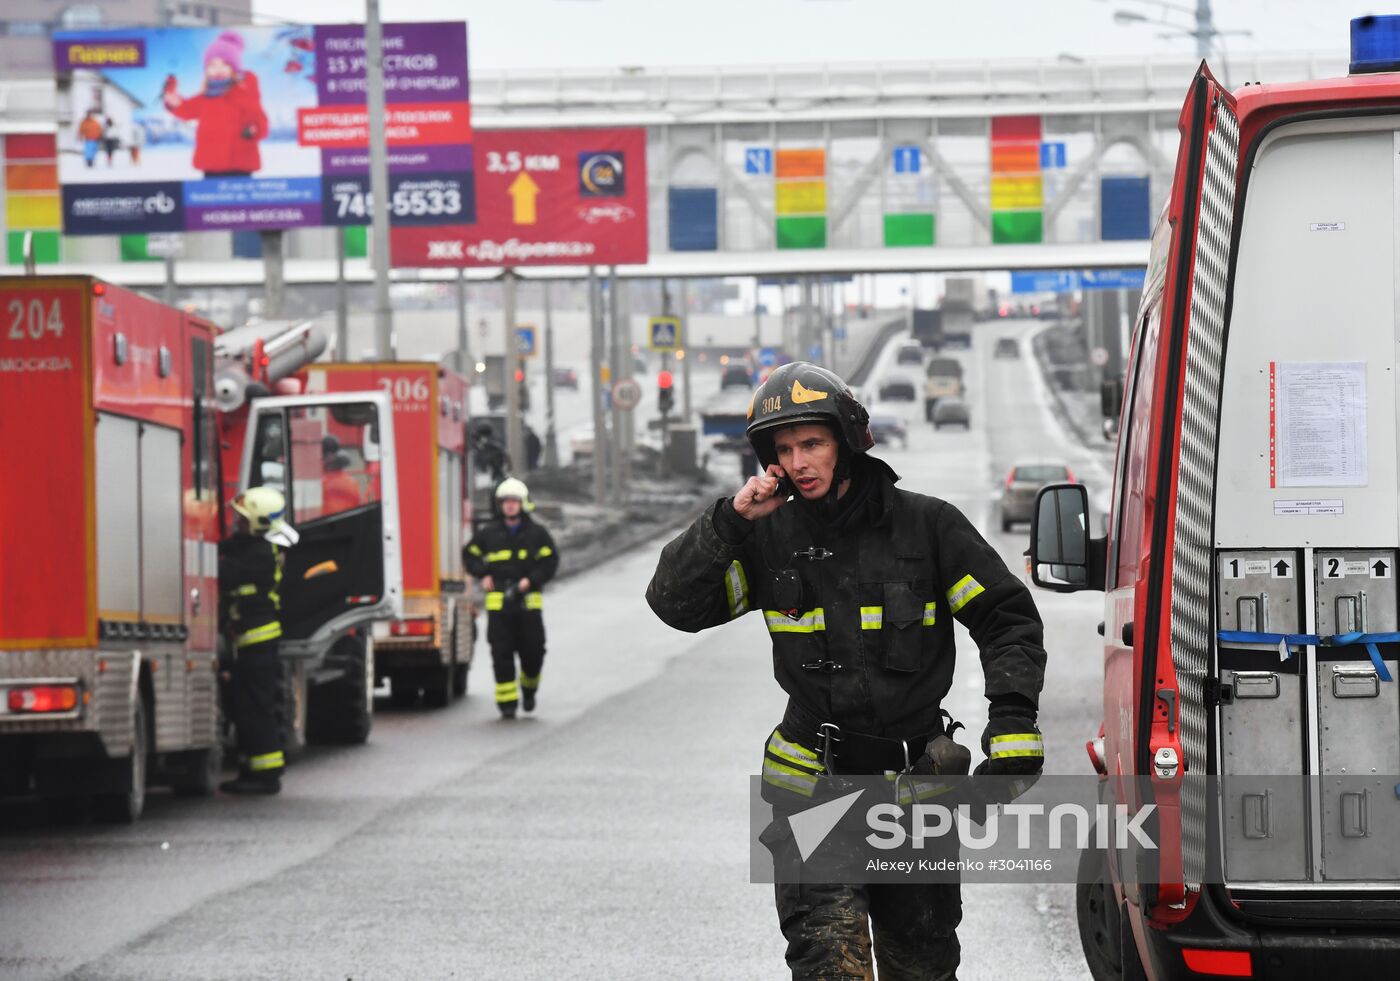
top-left (240, 391), bottom-right (403, 657)
top-left (1136, 65), bottom-right (1239, 913)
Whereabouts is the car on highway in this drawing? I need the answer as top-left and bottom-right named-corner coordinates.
top-left (993, 337), bottom-right (1020, 359)
top-left (877, 377), bottom-right (918, 401)
top-left (931, 397), bottom-right (970, 430)
top-left (721, 363), bottom-right (755, 390)
top-left (997, 461), bottom-right (1075, 531)
top-left (553, 366), bottom-right (579, 389)
top-left (868, 413), bottom-right (908, 449)
top-left (895, 342), bottom-right (924, 366)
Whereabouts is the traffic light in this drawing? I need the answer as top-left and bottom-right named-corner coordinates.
top-left (657, 369), bottom-right (675, 415)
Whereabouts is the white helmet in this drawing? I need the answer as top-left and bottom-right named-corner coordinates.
top-left (494, 477), bottom-right (534, 512)
top-left (231, 486), bottom-right (300, 545)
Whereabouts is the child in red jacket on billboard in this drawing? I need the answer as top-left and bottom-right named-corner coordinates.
top-left (164, 30), bottom-right (268, 178)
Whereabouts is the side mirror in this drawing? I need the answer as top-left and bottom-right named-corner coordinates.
top-left (1029, 483), bottom-right (1106, 592)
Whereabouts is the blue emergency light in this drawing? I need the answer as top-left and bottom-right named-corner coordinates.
top-left (1351, 15), bottom-right (1400, 74)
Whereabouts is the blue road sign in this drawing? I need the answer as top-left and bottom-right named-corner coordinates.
top-left (892, 145), bottom-right (921, 174)
top-left (514, 326), bottom-right (537, 357)
top-left (1010, 270), bottom-right (1079, 294)
top-left (758, 347), bottom-right (778, 368)
top-left (834, 325), bottom-right (847, 341)
top-left (745, 147), bottom-right (773, 175)
top-left (648, 316), bottom-right (681, 351)
top-left (1040, 142), bottom-right (1067, 169)
top-left (1080, 268), bottom-right (1146, 291)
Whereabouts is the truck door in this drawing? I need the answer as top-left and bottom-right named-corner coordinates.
top-left (1135, 64), bottom-right (1239, 911)
top-left (240, 392), bottom-right (403, 657)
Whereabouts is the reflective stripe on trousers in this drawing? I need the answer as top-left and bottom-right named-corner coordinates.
top-left (236, 621), bottom-right (282, 648)
top-left (248, 750), bottom-right (284, 772)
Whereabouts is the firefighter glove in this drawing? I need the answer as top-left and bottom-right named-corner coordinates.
top-left (978, 711), bottom-right (1044, 777)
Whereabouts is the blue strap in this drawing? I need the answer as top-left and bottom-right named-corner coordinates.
top-left (1217, 630), bottom-right (1396, 682)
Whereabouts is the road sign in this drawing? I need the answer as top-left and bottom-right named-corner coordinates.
top-left (1010, 270), bottom-right (1079, 294)
top-left (758, 347), bottom-right (778, 368)
top-left (892, 145), bottom-right (921, 174)
top-left (1090, 347), bottom-right (1109, 367)
top-left (745, 147), bottom-right (773, 175)
top-left (648, 316), bottom-right (681, 352)
top-left (612, 377), bottom-right (642, 410)
top-left (515, 326), bottom-right (537, 358)
top-left (1080, 268), bottom-right (1147, 291)
top-left (1040, 142), bottom-right (1067, 169)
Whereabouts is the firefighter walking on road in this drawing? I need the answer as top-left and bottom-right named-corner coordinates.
top-left (464, 478), bottom-right (559, 719)
top-left (645, 363), bottom-right (1047, 980)
top-left (219, 487), bottom-right (298, 795)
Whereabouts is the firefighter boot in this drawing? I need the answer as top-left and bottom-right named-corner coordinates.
top-left (220, 771), bottom-right (282, 795)
top-left (521, 671), bottom-right (540, 713)
top-left (499, 703), bottom-right (518, 720)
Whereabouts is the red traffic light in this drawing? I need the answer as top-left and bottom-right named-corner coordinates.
top-left (515, 369), bottom-right (525, 383)
top-left (657, 370), bottom-right (674, 389)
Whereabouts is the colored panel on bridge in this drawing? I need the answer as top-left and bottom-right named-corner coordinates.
top-left (3, 133), bottom-right (62, 265)
top-left (883, 213), bottom-right (934, 247)
top-left (775, 147), bottom-right (826, 250)
top-left (1100, 176), bottom-right (1151, 241)
top-left (992, 211), bottom-right (1042, 245)
top-left (989, 115), bottom-right (1043, 245)
top-left (776, 216), bottom-right (826, 249)
top-left (775, 149), bottom-right (826, 178)
top-left (668, 187), bottom-right (717, 251)
top-left (990, 175), bottom-right (1043, 210)
top-left (775, 181), bottom-right (827, 216)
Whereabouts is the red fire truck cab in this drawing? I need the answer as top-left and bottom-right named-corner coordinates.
top-left (0, 277), bottom-right (402, 820)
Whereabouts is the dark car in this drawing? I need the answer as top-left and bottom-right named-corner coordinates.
top-left (552, 366), bottom-right (579, 389)
top-left (998, 462), bottom-right (1075, 532)
top-left (993, 338), bottom-right (1020, 359)
top-left (878, 377), bottom-right (917, 401)
top-left (868, 413), bottom-right (908, 449)
top-left (932, 397), bottom-right (970, 430)
top-left (721, 364), bottom-right (754, 390)
top-left (895, 342), bottom-right (924, 366)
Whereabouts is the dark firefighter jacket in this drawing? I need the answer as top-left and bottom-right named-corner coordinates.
top-left (645, 457), bottom-right (1046, 738)
top-left (219, 532), bottom-right (283, 648)
top-left (464, 516), bottom-right (559, 612)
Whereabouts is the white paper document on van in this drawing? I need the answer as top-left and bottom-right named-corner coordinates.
top-left (1273, 360), bottom-right (1368, 487)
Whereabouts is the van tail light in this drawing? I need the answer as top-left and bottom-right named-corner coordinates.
top-left (389, 618), bottom-right (435, 637)
top-left (1180, 949), bottom-right (1251, 977)
top-left (8, 685), bottom-right (79, 714)
top-left (1065, 466), bottom-right (1077, 483)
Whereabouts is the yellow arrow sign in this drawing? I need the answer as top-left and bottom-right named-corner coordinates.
top-left (508, 171), bottom-right (540, 225)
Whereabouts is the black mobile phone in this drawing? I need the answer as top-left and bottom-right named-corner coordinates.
top-left (773, 475), bottom-right (795, 499)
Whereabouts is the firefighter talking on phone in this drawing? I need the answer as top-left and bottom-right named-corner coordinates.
top-left (645, 362), bottom-right (1047, 980)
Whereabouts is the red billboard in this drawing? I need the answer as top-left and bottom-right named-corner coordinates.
top-left (390, 127), bottom-right (648, 267)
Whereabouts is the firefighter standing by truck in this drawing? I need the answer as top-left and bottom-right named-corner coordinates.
top-left (464, 479), bottom-right (559, 718)
top-left (219, 487), bottom-right (298, 795)
top-left (645, 363), bottom-right (1047, 980)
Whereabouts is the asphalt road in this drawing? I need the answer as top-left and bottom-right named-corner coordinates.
top-left (0, 318), bottom-right (1110, 981)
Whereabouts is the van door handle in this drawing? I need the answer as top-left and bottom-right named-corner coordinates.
top-left (1122, 621), bottom-right (1134, 646)
top-left (1096, 621), bottom-right (1105, 636)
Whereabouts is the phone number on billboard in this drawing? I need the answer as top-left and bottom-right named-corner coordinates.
top-left (324, 174), bottom-right (476, 227)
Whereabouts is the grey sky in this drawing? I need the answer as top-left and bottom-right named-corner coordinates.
top-left (249, 1), bottom-right (1355, 71)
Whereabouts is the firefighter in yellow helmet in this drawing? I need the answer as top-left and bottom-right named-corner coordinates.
top-left (219, 486), bottom-right (297, 794)
top-left (463, 478), bottom-right (559, 718)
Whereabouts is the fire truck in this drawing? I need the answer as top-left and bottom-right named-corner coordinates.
top-left (1029, 17), bottom-right (1400, 979)
top-left (302, 363), bottom-right (475, 708)
top-left (0, 276), bottom-right (402, 821)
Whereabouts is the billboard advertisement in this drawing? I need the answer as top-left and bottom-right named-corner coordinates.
top-left (389, 127), bottom-right (648, 267)
top-left (52, 23), bottom-right (471, 235)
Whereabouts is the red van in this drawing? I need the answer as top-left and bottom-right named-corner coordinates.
top-left (1031, 18), bottom-right (1400, 979)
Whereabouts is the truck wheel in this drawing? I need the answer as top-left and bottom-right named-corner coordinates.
top-left (170, 744), bottom-right (222, 797)
top-left (307, 635), bottom-right (374, 745)
top-left (422, 658), bottom-right (453, 709)
top-left (1076, 841), bottom-right (1124, 981)
top-left (282, 659), bottom-right (308, 761)
top-left (96, 697), bottom-right (148, 823)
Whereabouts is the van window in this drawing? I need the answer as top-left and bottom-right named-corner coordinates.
top-left (1112, 303), bottom-right (1163, 588)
